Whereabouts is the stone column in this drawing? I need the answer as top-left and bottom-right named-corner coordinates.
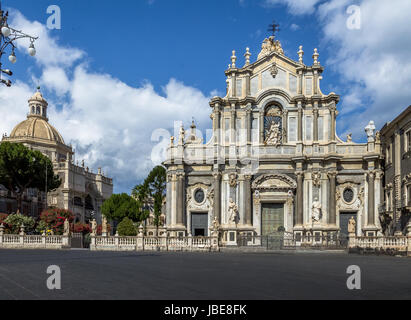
top-left (244, 175), bottom-right (252, 226)
top-left (283, 110), bottom-right (288, 144)
top-left (313, 70), bottom-right (318, 95)
top-left (313, 104), bottom-right (319, 142)
top-left (176, 173), bottom-right (185, 226)
top-left (230, 107), bottom-right (236, 145)
top-left (328, 171), bottom-right (337, 226)
top-left (330, 103), bottom-right (336, 141)
top-left (368, 171), bottom-right (375, 226)
top-left (259, 110), bottom-right (265, 143)
top-left (213, 173), bottom-right (222, 224)
top-left (245, 73), bottom-right (251, 97)
top-left (296, 172), bottom-right (304, 226)
top-left (246, 108), bottom-right (252, 145)
top-left (298, 71), bottom-right (303, 95)
top-left (298, 103), bottom-right (303, 142)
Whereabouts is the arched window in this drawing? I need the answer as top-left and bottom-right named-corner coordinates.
top-left (36, 105), bottom-right (41, 115)
top-left (264, 104), bottom-right (283, 146)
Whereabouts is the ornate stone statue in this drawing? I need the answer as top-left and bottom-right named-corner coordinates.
top-left (91, 219), bottom-right (97, 236)
top-left (348, 216), bottom-right (356, 234)
top-left (346, 133), bottom-right (352, 143)
top-left (265, 121), bottom-right (282, 146)
top-left (365, 121), bottom-right (376, 141)
top-left (258, 37), bottom-right (284, 60)
top-left (179, 125), bottom-right (185, 145)
top-left (375, 131), bottom-right (381, 143)
top-left (212, 216), bottom-right (220, 231)
top-left (102, 216), bottom-right (108, 235)
top-left (311, 198), bottom-right (322, 223)
top-left (63, 218), bottom-right (70, 236)
top-left (228, 198), bottom-right (239, 224)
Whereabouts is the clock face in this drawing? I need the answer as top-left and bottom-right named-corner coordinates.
top-left (343, 188), bottom-right (354, 203)
top-left (194, 189), bottom-right (205, 204)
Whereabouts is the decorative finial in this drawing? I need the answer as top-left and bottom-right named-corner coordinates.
top-left (36, 86), bottom-right (41, 91)
top-left (313, 48), bottom-right (319, 66)
top-left (298, 45), bottom-right (304, 64)
top-left (231, 50), bottom-right (237, 68)
top-left (244, 47), bottom-right (251, 66)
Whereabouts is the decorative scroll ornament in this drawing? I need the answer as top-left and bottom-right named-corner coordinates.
top-left (229, 173), bottom-right (238, 188)
top-left (270, 62), bottom-right (279, 78)
top-left (312, 172), bottom-right (321, 188)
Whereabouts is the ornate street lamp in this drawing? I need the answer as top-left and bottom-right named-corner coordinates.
top-left (0, 0), bottom-right (38, 87)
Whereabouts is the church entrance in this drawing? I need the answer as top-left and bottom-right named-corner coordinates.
top-left (261, 203), bottom-right (284, 236)
top-left (191, 213), bottom-right (208, 237)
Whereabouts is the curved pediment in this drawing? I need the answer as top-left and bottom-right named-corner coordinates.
top-left (252, 174), bottom-right (297, 191)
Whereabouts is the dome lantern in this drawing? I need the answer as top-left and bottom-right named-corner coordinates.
top-left (28, 86), bottom-right (48, 119)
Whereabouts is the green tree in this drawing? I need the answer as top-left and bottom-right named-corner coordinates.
top-left (0, 142), bottom-right (61, 213)
top-left (117, 217), bottom-right (137, 236)
top-left (101, 193), bottom-right (142, 223)
top-left (4, 213), bottom-right (35, 234)
top-left (131, 183), bottom-right (150, 221)
top-left (144, 166), bottom-right (166, 228)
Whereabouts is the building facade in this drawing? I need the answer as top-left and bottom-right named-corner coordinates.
top-left (164, 36), bottom-right (384, 244)
top-left (380, 106), bottom-right (411, 235)
top-left (1, 89), bottom-right (113, 223)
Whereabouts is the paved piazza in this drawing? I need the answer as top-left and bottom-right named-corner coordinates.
top-left (0, 250), bottom-right (410, 300)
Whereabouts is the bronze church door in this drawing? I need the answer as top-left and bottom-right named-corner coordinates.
top-left (261, 203), bottom-right (284, 236)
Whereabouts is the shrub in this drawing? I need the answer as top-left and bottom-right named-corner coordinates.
top-left (4, 214), bottom-right (35, 234)
top-left (40, 208), bottom-right (74, 235)
top-left (117, 217), bottom-right (137, 236)
top-left (73, 223), bottom-right (91, 235)
top-left (0, 213), bottom-right (8, 223)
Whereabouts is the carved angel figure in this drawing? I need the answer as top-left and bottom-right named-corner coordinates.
top-left (265, 122), bottom-right (282, 146)
top-left (311, 198), bottom-right (322, 222)
top-left (228, 198), bottom-right (239, 224)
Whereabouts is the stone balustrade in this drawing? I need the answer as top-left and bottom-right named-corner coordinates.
top-left (349, 233), bottom-right (411, 256)
top-left (0, 233), bottom-right (70, 249)
top-left (90, 234), bottom-right (218, 252)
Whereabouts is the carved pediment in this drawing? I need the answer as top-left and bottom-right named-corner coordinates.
top-left (252, 174), bottom-right (297, 191)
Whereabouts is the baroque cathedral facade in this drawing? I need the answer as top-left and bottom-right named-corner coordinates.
top-left (164, 36), bottom-right (384, 244)
top-left (1, 89), bottom-right (113, 223)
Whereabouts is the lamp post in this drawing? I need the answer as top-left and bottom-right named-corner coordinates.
top-left (0, 0), bottom-right (38, 87)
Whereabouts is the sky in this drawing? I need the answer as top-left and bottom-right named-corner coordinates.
top-left (0, 0), bottom-right (410, 194)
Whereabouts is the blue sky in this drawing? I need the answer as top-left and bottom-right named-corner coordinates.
top-left (9, 0), bottom-right (331, 96)
top-left (1, 0), bottom-right (411, 193)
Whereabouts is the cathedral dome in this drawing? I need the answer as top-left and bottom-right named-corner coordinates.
top-left (9, 117), bottom-right (65, 144)
top-left (8, 88), bottom-right (65, 145)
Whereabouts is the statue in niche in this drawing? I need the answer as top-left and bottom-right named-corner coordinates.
top-left (348, 216), bottom-right (356, 234)
top-left (311, 198), bottom-right (322, 223)
top-left (265, 121), bottom-right (282, 146)
top-left (228, 198), bottom-right (239, 224)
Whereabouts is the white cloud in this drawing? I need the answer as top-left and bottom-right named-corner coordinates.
top-left (265, 0), bottom-right (322, 15)
top-left (290, 23), bottom-right (300, 31)
top-left (9, 11), bottom-right (84, 68)
top-left (1, 11), bottom-right (212, 193)
top-left (317, 0), bottom-right (411, 139)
